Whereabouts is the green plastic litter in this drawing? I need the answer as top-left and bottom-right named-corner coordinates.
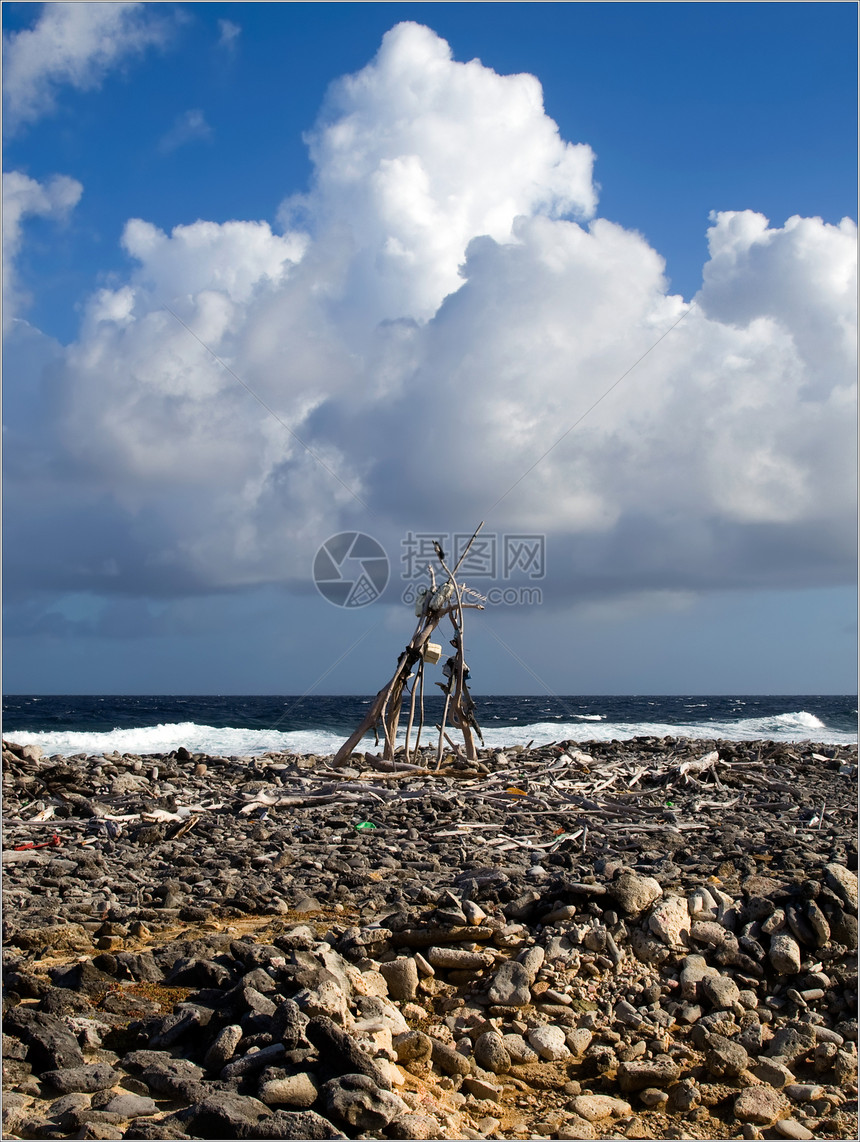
top-left (355, 821), bottom-right (376, 831)
top-left (665, 800), bottom-right (675, 808)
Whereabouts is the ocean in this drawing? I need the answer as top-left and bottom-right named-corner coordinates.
top-left (2, 694), bottom-right (856, 757)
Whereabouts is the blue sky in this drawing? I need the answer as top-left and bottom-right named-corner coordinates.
top-left (3, 2), bottom-right (857, 695)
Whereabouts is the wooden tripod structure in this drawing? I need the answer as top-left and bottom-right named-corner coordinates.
top-left (333, 523), bottom-right (486, 766)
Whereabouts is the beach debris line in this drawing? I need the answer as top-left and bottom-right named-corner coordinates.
top-left (334, 522), bottom-right (487, 766)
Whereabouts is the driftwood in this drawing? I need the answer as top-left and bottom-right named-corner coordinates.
top-left (333, 523), bottom-right (486, 765)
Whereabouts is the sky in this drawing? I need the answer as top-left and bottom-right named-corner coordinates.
top-left (2, 1), bottom-right (857, 696)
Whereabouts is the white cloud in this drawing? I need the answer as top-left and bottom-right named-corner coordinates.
top-left (3, 170), bottom-right (83, 327)
top-left (3, 1), bottom-right (171, 133)
top-left (217, 19), bottom-right (241, 50)
top-left (5, 23), bottom-right (856, 609)
top-left (157, 108), bottom-right (213, 154)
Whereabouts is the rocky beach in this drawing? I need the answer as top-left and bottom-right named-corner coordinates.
top-left (2, 734), bottom-right (857, 1141)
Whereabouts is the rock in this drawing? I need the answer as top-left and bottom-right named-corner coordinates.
top-left (734, 1085), bottom-right (788, 1125)
top-left (425, 945), bottom-right (492, 970)
top-left (260, 1110), bottom-right (347, 1139)
top-left (824, 863), bottom-right (858, 911)
top-left (429, 1037), bottom-right (471, 1076)
top-left (527, 1024), bottom-right (570, 1061)
top-left (503, 1032), bottom-right (539, 1063)
top-left (464, 1075), bottom-right (503, 1101)
top-left (179, 1092), bottom-right (273, 1137)
top-left (704, 1032), bottom-right (749, 1078)
top-left (3, 1008), bottom-right (84, 1070)
top-left (103, 1093), bottom-right (159, 1117)
top-left (378, 957), bottom-right (418, 1001)
top-left (390, 1112), bottom-right (441, 1138)
top-left (473, 1030), bottom-right (511, 1074)
top-left (571, 1094), bottom-right (632, 1122)
top-left (753, 1059), bottom-right (796, 1088)
top-left (487, 959), bottom-right (532, 1006)
top-left (701, 973), bottom-right (741, 1009)
top-left (765, 1024), bottom-right (817, 1064)
top-left (519, 945), bottom-right (545, 980)
top-left (769, 933), bottom-right (802, 975)
top-left (558, 1115), bottom-right (596, 1139)
top-left (565, 1028), bottom-right (593, 1057)
top-left (609, 869), bottom-right (663, 916)
top-left (258, 1073), bottom-right (320, 1109)
top-left (639, 1088), bottom-right (669, 1109)
top-left (393, 1030), bottom-right (433, 1072)
top-left (617, 1056), bottom-right (681, 1092)
top-left (668, 1078), bottom-right (701, 1112)
top-left (295, 979), bottom-right (349, 1024)
top-left (648, 896), bottom-right (691, 948)
top-left (42, 1064), bottom-right (122, 1093)
top-left (774, 1122), bottom-right (815, 1141)
top-left (322, 1073), bottom-right (406, 1131)
top-left (305, 1016), bottom-right (392, 1090)
top-left (204, 1024), bottom-right (244, 1072)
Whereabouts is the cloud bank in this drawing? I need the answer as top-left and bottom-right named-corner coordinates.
top-left (4, 22), bottom-right (856, 620)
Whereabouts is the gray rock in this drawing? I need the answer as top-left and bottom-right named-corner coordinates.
top-left (3, 1008), bottom-right (84, 1071)
top-left (473, 1030), bottom-right (511, 1074)
top-left (764, 1024), bottom-right (817, 1064)
top-left (527, 1024), bottom-right (570, 1061)
top-left (704, 1032), bottom-right (749, 1078)
top-left (701, 972), bottom-right (741, 1010)
top-left (824, 863), bottom-right (858, 911)
top-left (608, 869), bottom-right (663, 916)
top-left (103, 1093), bottom-right (159, 1117)
top-left (519, 945), bottom-right (545, 981)
top-left (378, 957), bottom-right (418, 1001)
top-left (668, 1078), bottom-right (701, 1112)
top-left (648, 895), bottom-right (691, 948)
top-left (257, 1110), bottom-right (347, 1139)
top-left (322, 1073), bottom-right (405, 1131)
top-left (258, 1073), bottom-right (319, 1108)
top-left (204, 1023), bottom-right (244, 1072)
top-left (769, 932), bottom-right (802, 975)
top-left (305, 1016), bottom-right (392, 1090)
top-left (43, 1063), bottom-right (122, 1093)
top-left (734, 1084), bottom-right (787, 1125)
top-left (180, 1091), bottom-right (273, 1137)
top-left (429, 1037), bottom-right (471, 1076)
top-left (571, 1094), bottom-right (632, 1121)
top-left (503, 1032), bottom-right (539, 1063)
top-left (393, 1030), bottom-right (433, 1071)
top-left (617, 1056), bottom-right (681, 1092)
top-left (425, 945), bottom-right (492, 970)
top-left (487, 959), bottom-right (531, 1006)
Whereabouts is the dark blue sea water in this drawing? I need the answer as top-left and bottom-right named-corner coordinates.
top-left (2, 694), bottom-right (856, 756)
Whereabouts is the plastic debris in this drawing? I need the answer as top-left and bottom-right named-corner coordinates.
top-left (13, 834), bottom-right (60, 851)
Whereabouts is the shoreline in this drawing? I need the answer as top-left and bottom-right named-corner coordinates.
top-left (3, 735), bottom-right (858, 1140)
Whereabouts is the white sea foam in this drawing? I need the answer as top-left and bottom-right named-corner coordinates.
top-left (7, 708), bottom-right (854, 758)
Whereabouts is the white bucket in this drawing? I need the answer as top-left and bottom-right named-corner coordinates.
top-left (423, 642), bottom-right (442, 664)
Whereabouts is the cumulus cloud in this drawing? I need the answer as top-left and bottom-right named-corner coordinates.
top-left (3, 170), bottom-right (83, 327)
top-left (3, 1), bottom-right (171, 134)
top-left (4, 22), bottom-right (856, 615)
